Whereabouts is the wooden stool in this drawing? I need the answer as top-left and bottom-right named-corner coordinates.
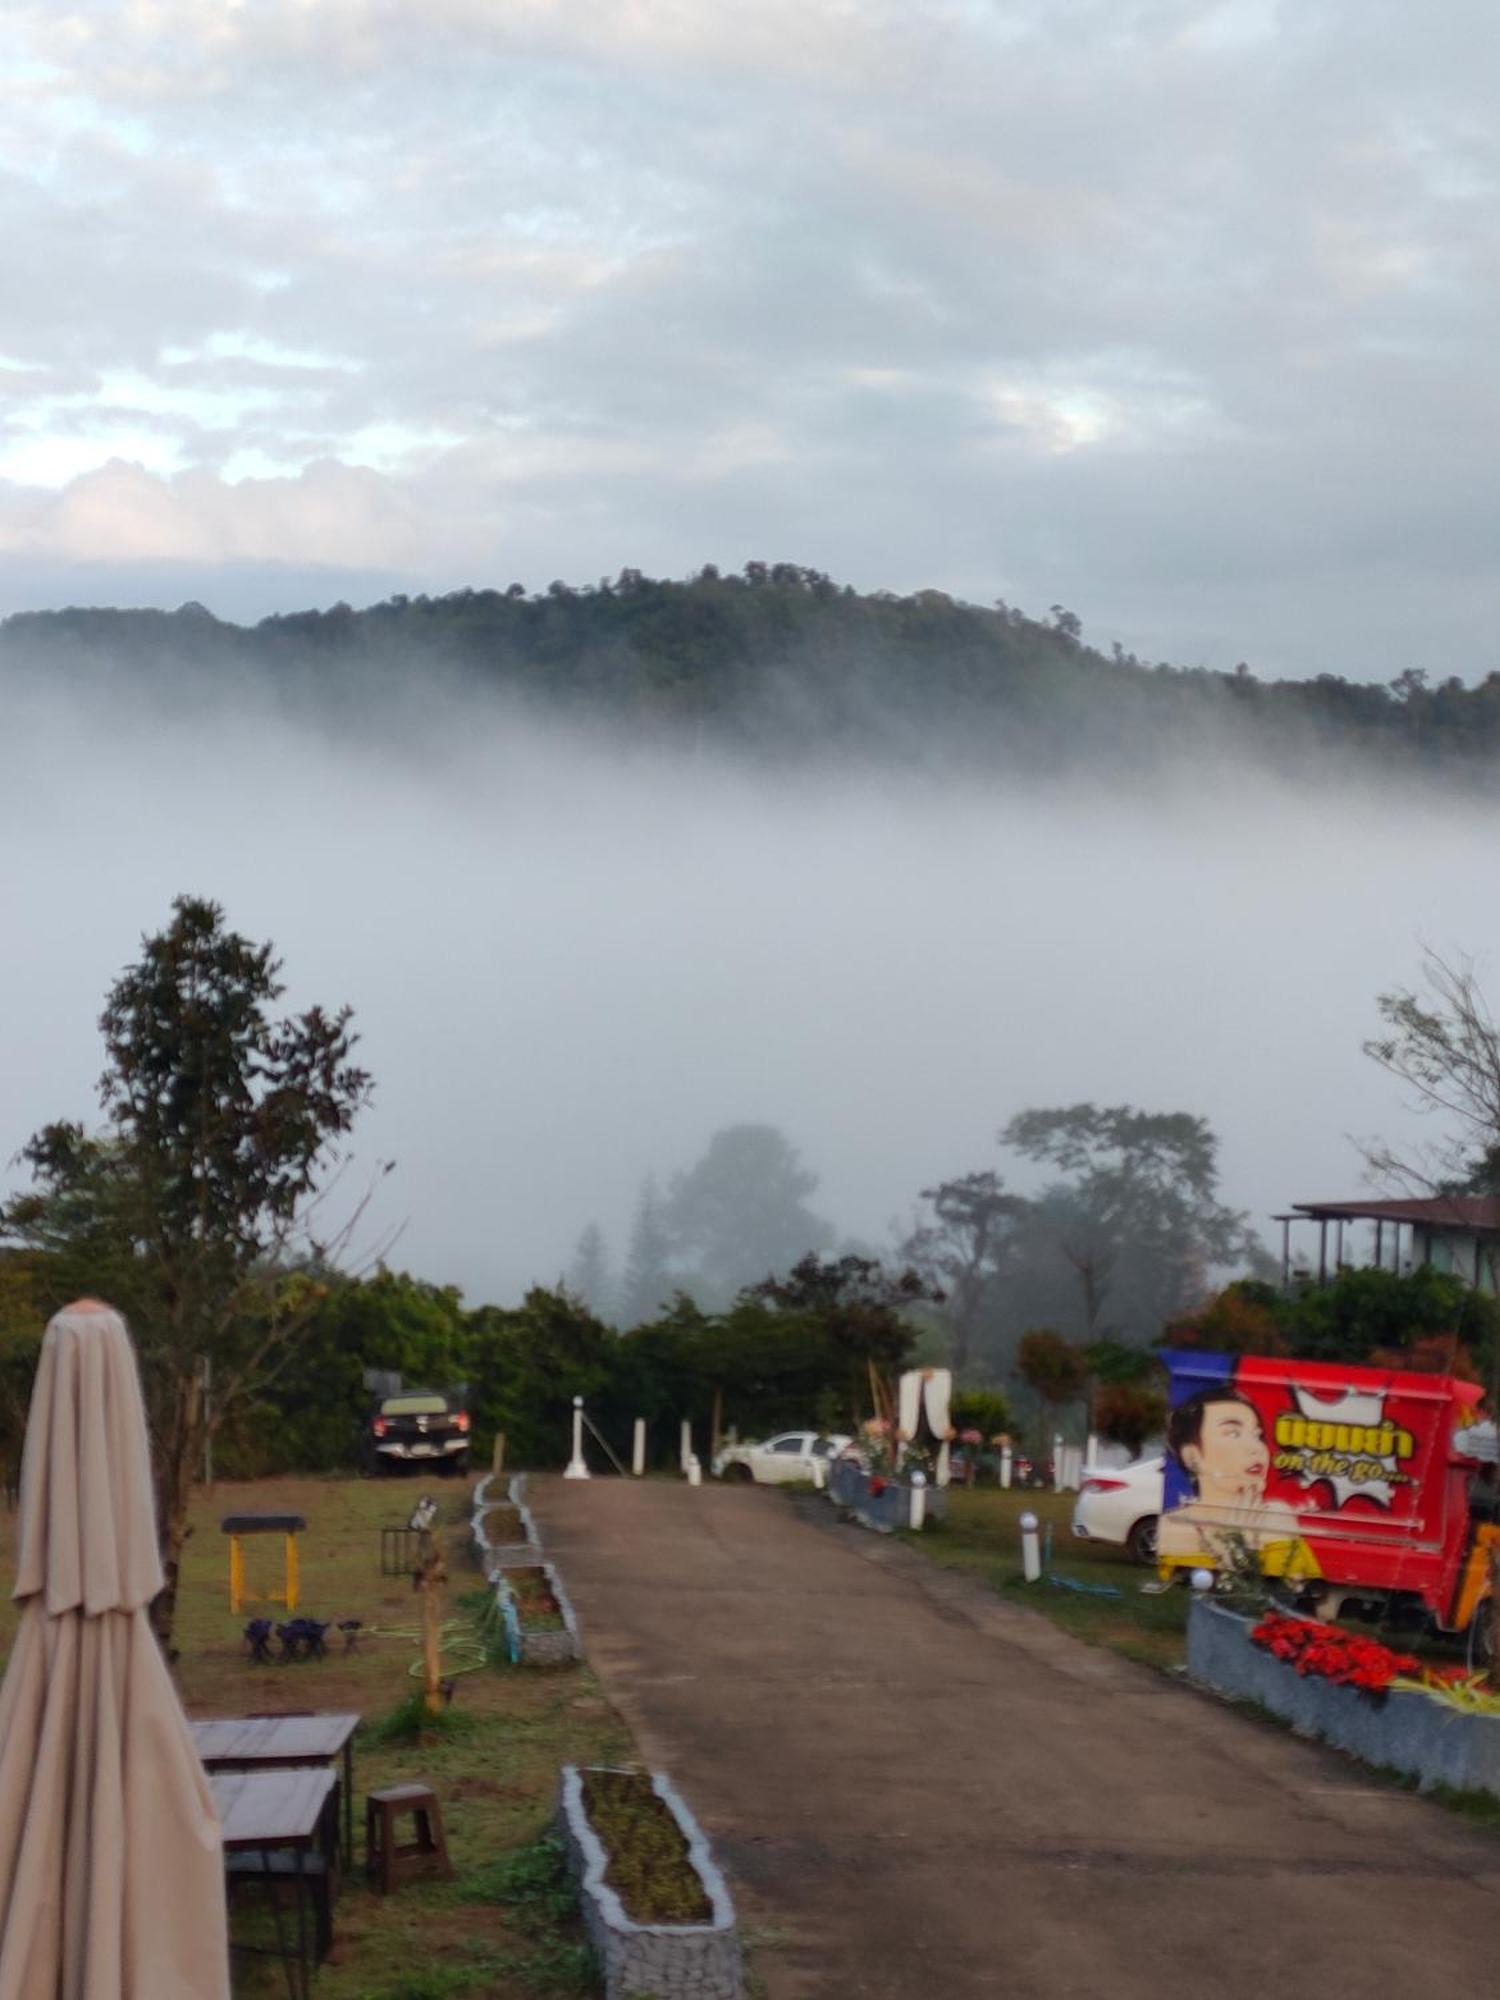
top-left (365, 1783), bottom-right (452, 1895)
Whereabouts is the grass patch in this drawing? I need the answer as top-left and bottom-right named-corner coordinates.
top-left (367, 1687), bottom-right (482, 1746)
top-left (0, 1476), bottom-right (634, 2000)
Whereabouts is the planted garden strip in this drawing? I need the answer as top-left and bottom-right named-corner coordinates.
top-left (495, 1559), bottom-right (583, 1666)
top-left (470, 1474), bottom-right (543, 1570)
top-left (826, 1457), bottom-right (948, 1533)
top-left (1187, 1597), bottom-right (1500, 1801)
top-left (556, 1765), bottom-right (742, 2000)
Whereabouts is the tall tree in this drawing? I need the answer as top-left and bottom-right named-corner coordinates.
top-left (1365, 947), bottom-right (1500, 1198)
top-left (620, 1176), bottom-right (674, 1327)
top-left (3, 896), bottom-right (372, 1644)
top-left (1000, 1104), bottom-right (1259, 1344)
top-left (663, 1124), bottom-right (834, 1307)
top-left (567, 1221), bottom-right (614, 1322)
top-left (902, 1170), bottom-right (1027, 1378)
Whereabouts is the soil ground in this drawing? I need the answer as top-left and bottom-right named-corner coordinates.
top-left (533, 1473), bottom-right (1500, 2000)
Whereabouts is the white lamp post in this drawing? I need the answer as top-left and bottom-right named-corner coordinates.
top-left (1020, 1510), bottom-right (1041, 1583)
top-left (563, 1395), bottom-right (591, 1480)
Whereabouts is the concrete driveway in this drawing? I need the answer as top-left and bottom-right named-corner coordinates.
top-left (531, 1475), bottom-right (1500, 1999)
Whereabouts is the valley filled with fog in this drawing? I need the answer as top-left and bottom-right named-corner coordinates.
top-left (0, 655), bottom-right (1478, 1310)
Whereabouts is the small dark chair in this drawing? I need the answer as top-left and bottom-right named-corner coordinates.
top-left (365, 1784), bottom-right (452, 1895)
top-left (274, 1617), bottom-right (330, 1663)
top-left (243, 1618), bottom-right (275, 1665)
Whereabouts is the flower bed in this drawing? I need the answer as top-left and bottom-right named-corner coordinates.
top-left (1189, 1597), bottom-right (1500, 1800)
top-left (470, 1473), bottom-right (542, 1569)
top-left (496, 1560), bottom-right (583, 1666)
top-left (826, 1457), bottom-right (948, 1532)
top-left (1250, 1611), bottom-right (1419, 1693)
top-left (556, 1765), bottom-right (742, 2000)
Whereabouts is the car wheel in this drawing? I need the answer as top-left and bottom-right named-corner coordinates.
top-left (1126, 1515), bottom-right (1159, 1565)
top-left (725, 1463), bottom-right (754, 1483)
top-left (1468, 1604), bottom-right (1495, 1673)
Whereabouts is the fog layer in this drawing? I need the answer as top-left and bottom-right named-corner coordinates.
top-left (0, 666), bottom-right (1474, 1305)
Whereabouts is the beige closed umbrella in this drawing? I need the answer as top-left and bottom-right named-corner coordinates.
top-left (0, 1300), bottom-right (230, 1998)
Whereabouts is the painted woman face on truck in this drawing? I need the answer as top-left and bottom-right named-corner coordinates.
top-left (1169, 1389), bottom-right (1270, 1506)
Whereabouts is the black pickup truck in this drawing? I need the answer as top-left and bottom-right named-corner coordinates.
top-left (364, 1388), bottom-right (471, 1476)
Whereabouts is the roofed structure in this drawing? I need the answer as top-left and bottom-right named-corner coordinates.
top-left (1274, 1193), bottom-right (1500, 1290)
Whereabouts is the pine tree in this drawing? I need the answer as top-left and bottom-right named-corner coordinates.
top-left (620, 1176), bottom-right (673, 1327)
top-left (567, 1221), bottom-right (614, 1322)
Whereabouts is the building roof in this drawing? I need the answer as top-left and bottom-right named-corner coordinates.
top-left (1284, 1195), bottom-right (1500, 1232)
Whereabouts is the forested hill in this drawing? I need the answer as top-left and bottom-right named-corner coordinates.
top-left (4, 563), bottom-right (1497, 774)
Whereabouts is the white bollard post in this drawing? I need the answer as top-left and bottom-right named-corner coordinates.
top-left (1020, 1509), bottom-right (1041, 1583)
top-left (812, 1453), bottom-right (826, 1492)
top-left (1086, 1431), bottom-right (1099, 1470)
top-left (935, 1440), bottom-right (951, 1488)
top-left (632, 1418), bottom-right (646, 1477)
top-left (564, 1395), bottom-right (591, 1480)
top-left (686, 1455), bottom-right (702, 1487)
top-left (1000, 1444), bottom-right (1013, 1490)
top-left (909, 1468), bottom-right (927, 1531)
top-left (1052, 1434), bottom-right (1064, 1493)
top-left (680, 1417), bottom-right (692, 1472)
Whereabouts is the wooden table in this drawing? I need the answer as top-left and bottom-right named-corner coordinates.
top-left (212, 1767), bottom-right (338, 2000)
top-left (194, 1712), bottom-right (359, 1867)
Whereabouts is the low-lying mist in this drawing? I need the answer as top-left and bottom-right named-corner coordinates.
top-left (0, 653), bottom-right (1478, 1308)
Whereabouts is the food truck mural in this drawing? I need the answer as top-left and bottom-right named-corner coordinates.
top-left (1160, 1351), bottom-right (1500, 1636)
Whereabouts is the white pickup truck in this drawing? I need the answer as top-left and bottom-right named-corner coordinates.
top-left (711, 1430), bottom-right (852, 1484)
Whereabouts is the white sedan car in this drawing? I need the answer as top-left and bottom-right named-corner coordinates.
top-left (712, 1431), bottom-right (851, 1485)
top-left (1070, 1455), bottom-right (1164, 1564)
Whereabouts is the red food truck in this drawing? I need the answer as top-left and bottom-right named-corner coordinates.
top-left (1159, 1350), bottom-right (1500, 1644)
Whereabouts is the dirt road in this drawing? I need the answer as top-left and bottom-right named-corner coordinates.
top-left (532, 1476), bottom-right (1500, 1998)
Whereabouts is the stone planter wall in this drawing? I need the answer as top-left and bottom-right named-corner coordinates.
top-left (556, 1765), bottom-right (743, 2000)
top-left (826, 1458), bottom-right (949, 1532)
top-left (496, 1559), bottom-right (584, 1666)
top-left (1187, 1597), bottom-right (1500, 1800)
top-left (470, 1473), bottom-right (543, 1570)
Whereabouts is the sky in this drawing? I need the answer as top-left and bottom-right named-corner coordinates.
top-left (4, 0), bottom-right (1500, 681)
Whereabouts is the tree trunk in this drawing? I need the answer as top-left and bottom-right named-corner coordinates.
top-left (150, 1368), bottom-right (204, 1653)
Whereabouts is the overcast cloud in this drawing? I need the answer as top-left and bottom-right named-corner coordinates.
top-left (3, 0), bottom-right (1499, 677)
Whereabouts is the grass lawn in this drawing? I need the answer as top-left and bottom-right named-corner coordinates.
top-left (0, 1475), bottom-right (634, 2000)
top-left (900, 1485), bottom-right (1191, 1671)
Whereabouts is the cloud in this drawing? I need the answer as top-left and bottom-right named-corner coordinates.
top-left (2, 0), bottom-right (1500, 675)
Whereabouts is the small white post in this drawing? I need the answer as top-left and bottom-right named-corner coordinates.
top-left (935, 1440), bottom-right (951, 1488)
top-left (812, 1453), bottom-right (826, 1492)
top-left (1000, 1443), bottom-right (1013, 1489)
top-left (679, 1417), bottom-right (692, 1471)
top-left (1052, 1434), bottom-right (1064, 1492)
top-left (564, 1395), bottom-right (591, 1480)
top-left (686, 1455), bottom-right (702, 1487)
top-left (1020, 1509), bottom-right (1041, 1583)
top-left (1086, 1431), bottom-right (1099, 1470)
top-left (908, 1468), bottom-right (927, 1531)
top-left (632, 1418), bottom-right (646, 1477)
